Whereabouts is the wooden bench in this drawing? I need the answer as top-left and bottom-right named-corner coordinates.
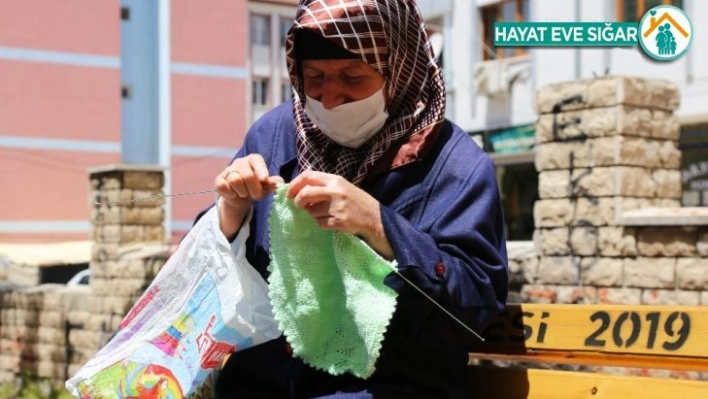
top-left (467, 304), bottom-right (708, 398)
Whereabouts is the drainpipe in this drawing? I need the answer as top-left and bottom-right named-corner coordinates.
top-left (157, 0), bottom-right (171, 242)
top-left (575, 0), bottom-right (581, 79)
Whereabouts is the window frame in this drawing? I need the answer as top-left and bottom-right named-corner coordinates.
top-left (616, 0), bottom-right (684, 22)
top-left (280, 16), bottom-right (293, 48)
top-left (480, 0), bottom-right (529, 61)
top-left (281, 82), bottom-right (292, 103)
top-left (251, 78), bottom-right (270, 108)
top-left (249, 13), bottom-right (271, 46)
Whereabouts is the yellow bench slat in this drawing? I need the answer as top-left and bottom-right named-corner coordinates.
top-left (472, 304), bottom-right (708, 360)
top-left (470, 350), bottom-right (708, 372)
top-left (467, 366), bottom-right (708, 399)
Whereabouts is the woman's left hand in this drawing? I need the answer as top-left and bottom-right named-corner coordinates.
top-left (286, 170), bottom-right (394, 260)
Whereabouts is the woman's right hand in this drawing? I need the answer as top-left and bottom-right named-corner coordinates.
top-left (214, 154), bottom-right (284, 240)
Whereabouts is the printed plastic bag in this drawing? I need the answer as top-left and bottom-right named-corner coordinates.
top-left (66, 206), bottom-right (280, 398)
top-left (186, 358), bottom-right (224, 399)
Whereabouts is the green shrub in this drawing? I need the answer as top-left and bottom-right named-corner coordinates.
top-left (0, 373), bottom-right (73, 399)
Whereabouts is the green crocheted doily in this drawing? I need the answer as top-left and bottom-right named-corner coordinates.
top-left (267, 184), bottom-right (398, 379)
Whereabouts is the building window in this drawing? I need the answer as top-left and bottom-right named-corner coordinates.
top-left (250, 14), bottom-right (270, 46)
top-left (680, 125), bottom-right (708, 207)
top-left (252, 78), bottom-right (269, 107)
top-left (617, 0), bottom-right (684, 22)
top-left (281, 82), bottom-right (292, 103)
top-left (481, 0), bottom-right (530, 60)
top-left (498, 163), bottom-right (538, 241)
top-left (280, 17), bottom-right (293, 47)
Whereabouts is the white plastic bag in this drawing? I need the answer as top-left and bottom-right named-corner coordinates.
top-left (66, 206), bottom-right (280, 398)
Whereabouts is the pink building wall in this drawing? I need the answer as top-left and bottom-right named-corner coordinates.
top-left (0, 0), bottom-right (252, 244)
top-left (170, 0), bottom-right (249, 242)
top-left (0, 0), bottom-right (120, 243)
top-left (0, 0), bottom-right (120, 55)
top-left (0, 61), bottom-right (121, 141)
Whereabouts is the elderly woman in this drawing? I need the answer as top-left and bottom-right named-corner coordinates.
top-left (209, 0), bottom-right (508, 397)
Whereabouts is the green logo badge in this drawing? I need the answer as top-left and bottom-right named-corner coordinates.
top-left (492, 6), bottom-right (692, 62)
top-left (638, 5), bottom-right (692, 61)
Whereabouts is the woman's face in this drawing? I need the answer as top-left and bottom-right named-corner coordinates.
top-left (301, 59), bottom-right (386, 110)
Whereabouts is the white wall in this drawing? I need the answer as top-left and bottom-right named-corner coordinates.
top-left (679, 0), bottom-right (708, 122)
top-left (418, 0), bottom-right (708, 132)
top-left (416, 0), bottom-right (454, 18)
top-left (445, 0), bottom-right (477, 129)
top-left (248, 2), bottom-right (297, 123)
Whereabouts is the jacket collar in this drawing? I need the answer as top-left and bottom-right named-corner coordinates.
top-left (365, 121), bottom-right (444, 178)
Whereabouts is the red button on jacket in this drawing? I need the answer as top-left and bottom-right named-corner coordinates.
top-left (434, 261), bottom-right (445, 277)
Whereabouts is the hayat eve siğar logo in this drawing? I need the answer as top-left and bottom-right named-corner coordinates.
top-left (638, 5), bottom-right (692, 61)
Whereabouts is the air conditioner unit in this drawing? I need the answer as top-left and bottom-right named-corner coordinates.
top-left (473, 60), bottom-right (509, 99)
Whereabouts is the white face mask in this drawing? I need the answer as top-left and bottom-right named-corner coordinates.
top-left (304, 86), bottom-right (388, 149)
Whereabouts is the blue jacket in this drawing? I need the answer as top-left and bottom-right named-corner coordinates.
top-left (204, 102), bottom-right (509, 398)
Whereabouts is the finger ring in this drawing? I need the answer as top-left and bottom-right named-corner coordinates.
top-left (224, 169), bottom-right (239, 179)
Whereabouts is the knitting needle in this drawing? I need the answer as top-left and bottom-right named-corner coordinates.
top-left (94, 189), bottom-right (218, 206)
top-left (384, 263), bottom-right (486, 342)
top-left (93, 184), bottom-right (488, 342)
top-left (94, 182), bottom-right (280, 206)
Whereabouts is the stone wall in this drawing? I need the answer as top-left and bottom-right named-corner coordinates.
top-left (0, 165), bottom-right (171, 385)
top-left (511, 76), bottom-right (708, 378)
top-left (0, 285), bottom-right (88, 383)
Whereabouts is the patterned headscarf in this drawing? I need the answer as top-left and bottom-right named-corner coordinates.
top-left (285, 0), bottom-right (446, 185)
